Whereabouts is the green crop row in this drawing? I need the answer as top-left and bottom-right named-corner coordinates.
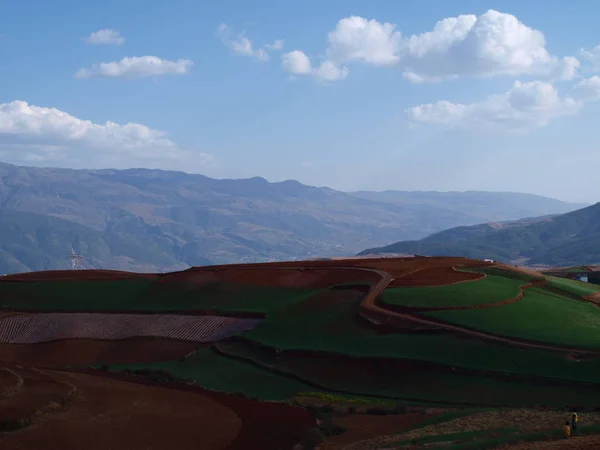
top-left (425, 287), bottom-right (600, 350)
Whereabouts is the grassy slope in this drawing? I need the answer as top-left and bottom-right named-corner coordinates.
top-left (546, 276), bottom-right (600, 298)
top-left (382, 272), bottom-right (523, 308)
top-left (426, 287), bottom-right (600, 349)
top-left (107, 348), bottom-right (319, 401)
top-left (0, 279), bottom-right (316, 312)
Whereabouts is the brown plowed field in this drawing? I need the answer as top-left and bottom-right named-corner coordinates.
top-left (0, 338), bottom-right (198, 367)
top-left (0, 368), bottom-right (242, 450)
top-left (0, 313), bottom-right (260, 344)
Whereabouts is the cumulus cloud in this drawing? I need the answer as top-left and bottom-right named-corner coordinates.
top-left (407, 81), bottom-right (581, 132)
top-left (580, 45), bottom-right (600, 72)
top-left (0, 101), bottom-right (214, 170)
top-left (83, 29), bottom-right (125, 45)
top-left (280, 50), bottom-right (348, 81)
top-left (312, 60), bottom-right (349, 81)
top-left (572, 76), bottom-right (600, 102)
top-left (291, 9), bottom-right (578, 82)
top-left (75, 56), bottom-right (193, 79)
top-left (281, 50), bottom-right (312, 74)
top-left (217, 24), bottom-right (283, 62)
top-left (326, 16), bottom-right (402, 66)
top-left (265, 40), bottom-right (284, 51)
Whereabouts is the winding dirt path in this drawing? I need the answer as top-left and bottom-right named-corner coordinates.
top-left (357, 265), bottom-right (600, 356)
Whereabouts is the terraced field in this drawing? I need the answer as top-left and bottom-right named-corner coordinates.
top-left (2, 257), bottom-right (600, 449)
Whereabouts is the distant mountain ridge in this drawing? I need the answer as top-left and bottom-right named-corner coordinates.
top-left (0, 161), bottom-right (586, 274)
top-left (359, 203), bottom-right (600, 266)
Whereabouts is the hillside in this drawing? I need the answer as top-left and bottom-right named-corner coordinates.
top-left (3, 258), bottom-right (600, 449)
top-left (359, 203), bottom-right (600, 266)
top-left (0, 161), bottom-right (585, 274)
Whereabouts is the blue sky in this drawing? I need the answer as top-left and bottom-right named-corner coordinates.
top-left (1, 0), bottom-right (600, 203)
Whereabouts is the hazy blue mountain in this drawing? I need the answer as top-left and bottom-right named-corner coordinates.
top-left (359, 203), bottom-right (600, 267)
top-left (0, 161), bottom-right (586, 273)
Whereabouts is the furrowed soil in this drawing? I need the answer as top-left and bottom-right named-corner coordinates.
top-left (0, 338), bottom-right (198, 367)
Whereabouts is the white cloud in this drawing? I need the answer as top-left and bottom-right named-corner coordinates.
top-left (325, 16), bottom-right (402, 66)
top-left (296, 9), bottom-right (578, 82)
top-left (580, 45), bottom-right (600, 72)
top-left (312, 60), bottom-right (349, 81)
top-left (281, 50), bottom-right (348, 81)
top-left (75, 56), bottom-right (193, 79)
top-left (0, 101), bottom-right (214, 171)
top-left (83, 29), bottom-right (125, 45)
top-left (265, 40), bottom-right (284, 51)
top-left (407, 81), bottom-right (581, 132)
top-left (281, 50), bottom-right (312, 74)
top-left (217, 24), bottom-right (282, 62)
top-left (573, 76), bottom-right (600, 101)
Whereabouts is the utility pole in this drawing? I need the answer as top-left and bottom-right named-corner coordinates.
top-left (67, 248), bottom-right (86, 270)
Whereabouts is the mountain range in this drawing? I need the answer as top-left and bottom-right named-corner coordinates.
top-left (359, 202), bottom-right (600, 267)
top-left (0, 161), bottom-right (586, 274)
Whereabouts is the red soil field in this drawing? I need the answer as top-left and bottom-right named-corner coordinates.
top-left (160, 266), bottom-right (382, 289)
top-left (1, 269), bottom-right (160, 282)
top-left (0, 368), bottom-right (22, 398)
top-left (388, 266), bottom-right (485, 287)
top-left (162, 257), bottom-right (491, 288)
top-left (0, 368), bottom-right (242, 450)
top-left (0, 338), bottom-right (198, 367)
top-left (46, 368), bottom-right (317, 450)
top-left (320, 412), bottom-right (439, 449)
top-left (0, 367), bottom-right (75, 425)
top-left (0, 313), bottom-right (260, 344)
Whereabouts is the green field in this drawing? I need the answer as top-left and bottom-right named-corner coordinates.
top-left (382, 271), bottom-right (525, 308)
top-left (0, 279), bottom-right (317, 313)
top-left (240, 287), bottom-right (600, 384)
top-left (546, 276), bottom-right (600, 298)
top-left (215, 340), bottom-right (600, 407)
top-left (425, 287), bottom-right (600, 350)
top-left (107, 348), bottom-right (320, 401)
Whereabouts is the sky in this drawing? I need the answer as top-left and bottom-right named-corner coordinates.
top-left (1, 0), bottom-right (600, 203)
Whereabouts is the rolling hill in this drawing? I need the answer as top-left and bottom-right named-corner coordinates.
top-left (0, 161), bottom-right (585, 274)
top-left (3, 258), bottom-right (600, 448)
top-left (359, 202), bottom-right (600, 266)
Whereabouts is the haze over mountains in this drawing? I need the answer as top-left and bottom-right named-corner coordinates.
top-left (360, 202), bottom-right (600, 267)
top-left (0, 162), bottom-right (586, 274)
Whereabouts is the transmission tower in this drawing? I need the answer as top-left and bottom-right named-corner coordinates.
top-left (67, 248), bottom-right (86, 270)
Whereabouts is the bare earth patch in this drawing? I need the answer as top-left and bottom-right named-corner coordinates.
top-left (346, 409), bottom-right (600, 449)
top-left (500, 435), bottom-right (600, 449)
